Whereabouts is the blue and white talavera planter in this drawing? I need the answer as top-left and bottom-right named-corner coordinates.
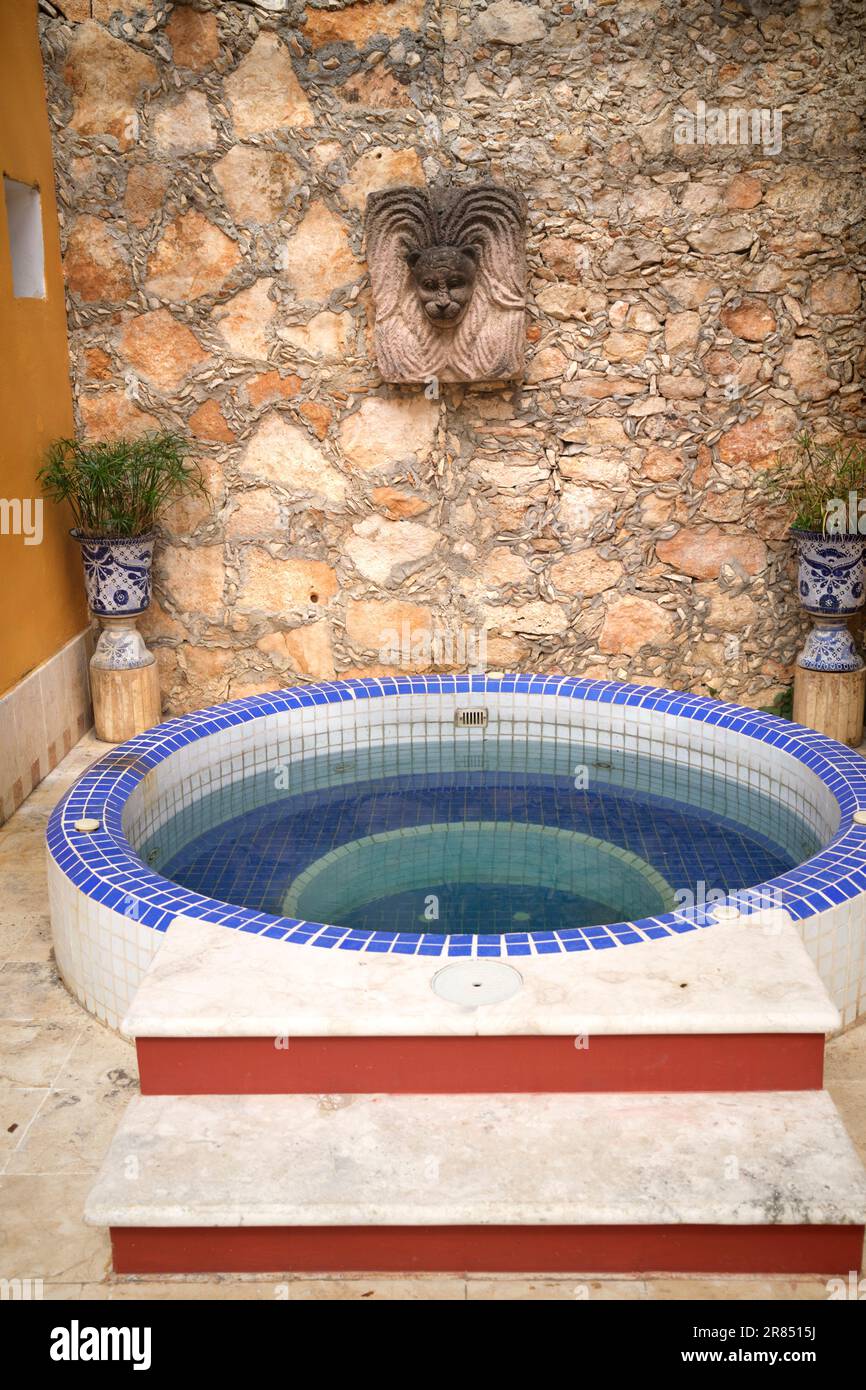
top-left (72, 531), bottom-right (156, 673)
top-left (793, 529), bottom-right (866, 673)
top-left (71, 531), bottom-right (155, 617)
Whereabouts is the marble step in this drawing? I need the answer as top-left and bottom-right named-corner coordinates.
top-left (126, 915), bottom-right (839, 1094)
top-left (86, 1090), bottom-right (866, 1276)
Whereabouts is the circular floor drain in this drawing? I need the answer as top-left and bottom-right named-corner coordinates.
top-left (431, 960), bottom-right (523, 1007)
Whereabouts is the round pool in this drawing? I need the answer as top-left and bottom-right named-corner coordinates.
top-left (46, 675), bottom-right (866, 1029)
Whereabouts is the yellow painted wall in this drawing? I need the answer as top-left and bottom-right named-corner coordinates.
top-left (0, 0), bottom-right (86, 696)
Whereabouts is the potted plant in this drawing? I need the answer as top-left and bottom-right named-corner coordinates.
top-left (38, 431), bottom-right (204, 675)
top-left (763, 432), bottom-right (866, 673)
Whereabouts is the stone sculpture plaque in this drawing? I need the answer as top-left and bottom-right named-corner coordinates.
top-left (365, 180), bottom-right (528, 385)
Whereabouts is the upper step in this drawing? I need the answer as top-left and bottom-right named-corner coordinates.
top-left (125, 914), bottom-right (839, 1093)
top-left (87, 1089), bottom-right (866, 1232)
top-left (125, 912), bottom-right (839, 1039)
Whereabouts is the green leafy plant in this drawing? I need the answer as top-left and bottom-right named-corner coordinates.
top-left (760, 687), bottom-right (793, 721)
top-left (38, 432), bottom-right (205, 538)
top-left (761, 431), bottom-right (866, 534)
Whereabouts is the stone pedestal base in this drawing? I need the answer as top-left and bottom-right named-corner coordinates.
top-left (91, 659), bottom-right (161, 743)
top-left (793, 666), bottom-right (866, 747)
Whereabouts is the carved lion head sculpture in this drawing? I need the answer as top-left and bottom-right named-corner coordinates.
top-left (365, 181), bottom-right (527, 384)
top-left (405, 244), bottom-right (481, 327)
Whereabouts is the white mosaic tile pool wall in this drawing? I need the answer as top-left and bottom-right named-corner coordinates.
top-left (122, 693), bottom-right (841, 858)
top-left (46, 679), bottom-right (866, 1032)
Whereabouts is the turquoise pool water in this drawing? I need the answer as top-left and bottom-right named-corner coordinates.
top-left (140, 738), bottom-right (819, 935)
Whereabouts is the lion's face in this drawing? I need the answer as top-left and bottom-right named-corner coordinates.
top-left (406, 244), bottom-right (480, 327)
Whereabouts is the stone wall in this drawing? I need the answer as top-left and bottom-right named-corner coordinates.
top-left (40, 0), bottom-right (866, 714)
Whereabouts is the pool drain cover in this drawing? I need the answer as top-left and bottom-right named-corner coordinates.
top-left (431, 960), bottom-right (523, 1007)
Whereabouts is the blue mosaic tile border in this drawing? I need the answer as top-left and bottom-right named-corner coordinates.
top-left (46, 676), bottom-right (866, 958)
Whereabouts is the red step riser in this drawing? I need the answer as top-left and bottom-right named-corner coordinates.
top-left (111, 1222), bottom-right (864, 1277)
top-left (137, 1033), bottom-right (825, 1095)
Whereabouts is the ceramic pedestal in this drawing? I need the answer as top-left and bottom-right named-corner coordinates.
top-left (90, 616), bottom-right (160, 743)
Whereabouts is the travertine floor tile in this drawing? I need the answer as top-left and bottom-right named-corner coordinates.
top-left (0, 961), bottom-right (85, 1024)
top-left (0, 911), bottom-right (53, 965)
top-left (467, 1278), bottom-right (649, 1300)
top-left (0, 1021), bottom-right (80, 1088)
top-left (279, 1278), bottom-right (466, 1301)
top-left (0, 1081), bottom-right (50, 1156)
top-left (53, 1020), bottom-right (138, 1092)
top-left (644, 1277), bottom-right (837, 1301)
top-left (44, 1282), bottom-right (109, 1300)
top-left (2, 913), bottom-right (54, 965)
top-left (4, 1083), bottom-right (131, 1176)
top-left (0, 824), bottom-right (49, 863)
top-left (824, 1079), bottom-right (866, 1156)
top-left (108, 1279), bottom-right (284, 1301)
top-left (825, 1023), bottom-right (866, 1084)
top-left (0, 1174), bottom-right (110, 1282)
top-left (0, 868), bottom-right (52, 916)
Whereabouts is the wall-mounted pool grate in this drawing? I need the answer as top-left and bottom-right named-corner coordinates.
top-left (454, 708), bottom-right (488, 727)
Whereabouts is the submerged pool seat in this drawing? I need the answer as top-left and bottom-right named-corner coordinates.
top-left (84, 915), bottom-right (866, 1277)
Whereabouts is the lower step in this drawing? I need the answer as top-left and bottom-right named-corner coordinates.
top-left (136, 1032), bottom-right (826, 1095)
top-left (86, 1090), bottom-right (866, 1276)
